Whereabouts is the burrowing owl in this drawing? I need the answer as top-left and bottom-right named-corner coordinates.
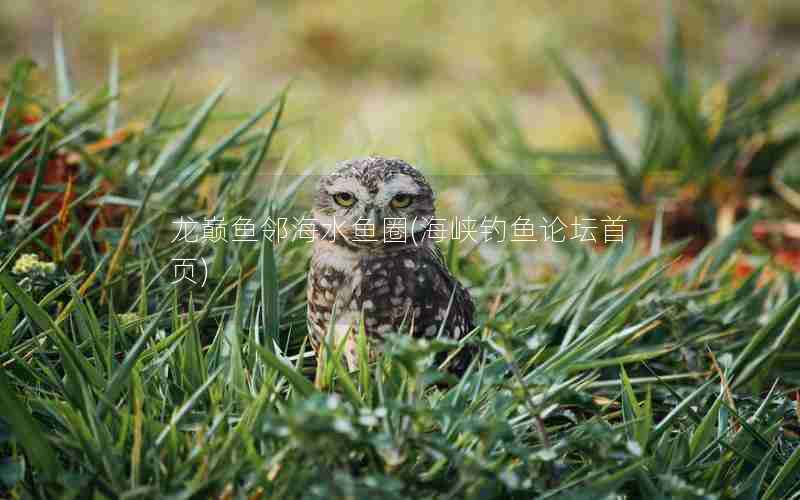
top-left (307, 156), bottom-right (475, 374)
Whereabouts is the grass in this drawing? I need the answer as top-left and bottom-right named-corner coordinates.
top-left (5, 1), bottom-right (800, 170)
top-left (1, 37), bottom-right (800, 500)
top-left (463, 8), bottom-right (800, 273)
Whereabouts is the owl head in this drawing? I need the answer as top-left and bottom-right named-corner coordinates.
top-left (312, 156), bottom-right (435, 246)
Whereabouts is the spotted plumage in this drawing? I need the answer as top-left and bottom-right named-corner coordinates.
top-left (307, 156), bottom-right (475, 374)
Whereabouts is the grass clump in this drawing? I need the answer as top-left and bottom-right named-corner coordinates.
top-left (466, 9), bottom-right (800, 265)
top-left (0, 42), bottom-right (800, 500)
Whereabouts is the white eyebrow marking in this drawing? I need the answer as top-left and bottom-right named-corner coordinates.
top-left (376, 174), bottom-right (420, 203)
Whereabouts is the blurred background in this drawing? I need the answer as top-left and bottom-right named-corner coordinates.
top-left (3, 0), bottom-right (800, 171)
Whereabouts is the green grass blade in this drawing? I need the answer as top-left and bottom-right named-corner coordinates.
top-left (736, 448), bottom-right (775, 500)
top-left (0, 274), bottom-right (102, 388)
top-left (19, 131), bottom-right (49, 218)
top-left (0, 58), bottom-right (36, 138)
top-left (106, 45), bottom-right (119, 137)
top-left (730, 294), bottom-right (800, 387)
top-left (97, 297), bottom-right (171, 419)
top-left (763, 444), bottom-right (800, 500)
top-left (651, 380), bottom-right (714, 440)
top-left (254, 344), bottom-right (316, 398)
top-left (149, 81), bottom-right (227, 177)
top-left (547, 48), bottom-right (641, 203)
top-left (0, 369), bottom-right (59, 482)
top-left (239, 93), bottom-right (286, 199)
top-left (226, 278), bottom-right (247, 401)
top-left (154, 365), bottom-right (225, 448)
top-left (260, 237), bottom-right (279, 352)
top-left (53, 27), bottom-right (73, 104)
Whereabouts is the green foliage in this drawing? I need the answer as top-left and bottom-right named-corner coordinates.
top-left (467, 9), bottom-right (800, 237)
top-left (1, 48), bottom-right (800, 500)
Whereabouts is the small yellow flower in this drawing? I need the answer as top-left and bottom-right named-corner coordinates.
top-left (118, 312), bottom-right (140, 326)
top-left (11, 253), bottom-right (56, 276)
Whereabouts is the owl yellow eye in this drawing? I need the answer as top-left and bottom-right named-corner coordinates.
top-left (333, 192), bottom-right (356, 207)
top-left (390, 194), bottom-right (413, 209)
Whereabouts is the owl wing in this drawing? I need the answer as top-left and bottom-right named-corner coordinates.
top-left (420, 245), bottom-right (477, 375)
top-left (416, 245), bottom-right (475, 341)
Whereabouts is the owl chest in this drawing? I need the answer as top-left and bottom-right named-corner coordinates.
top-left (308, 262), bottom-right (360, 314)
top-left (309, 253), bottom-right (427, 329)
top-left (309, 240), bottom-right (454, 339)
top-left (309, 257), bottom-right (410, 312)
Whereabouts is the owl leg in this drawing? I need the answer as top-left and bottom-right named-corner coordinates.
top-left (332, 313), bottom-right (359, 373)
top-left (306, 331), bottom-right (325, 389)
top-left (314, 335), bottom-right (359, 388)
top-left (313, 341), bottom-right (326, 389)
top-left (315, 312), bottom-right (361, 388)
top-left (343, 333), bottom-right (359, 373)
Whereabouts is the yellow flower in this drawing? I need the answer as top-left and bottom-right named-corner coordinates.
top-left (11, 253), bottom-right (56, 276)
top-left (118, 313), bottom-right (140, 326)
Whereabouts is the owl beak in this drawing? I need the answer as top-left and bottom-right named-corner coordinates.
top-left (366, 206), bottom-right (382, 238)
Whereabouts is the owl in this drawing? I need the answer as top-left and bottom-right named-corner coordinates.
top-left (306, 156), bottom-right (476, 376)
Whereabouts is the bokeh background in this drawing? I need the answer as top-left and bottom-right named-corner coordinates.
top-left (3, 0), bottom-right (800, 172)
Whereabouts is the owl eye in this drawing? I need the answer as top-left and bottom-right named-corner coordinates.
top-left (333, 192), bottom-right (356, 207)
top-left (390, 193), bottom-right (413, 209)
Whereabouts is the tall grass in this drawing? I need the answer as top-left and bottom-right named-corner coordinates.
top-left (1, 43), bottom-right (800, 499)
top-left (465, 9), bottom-right (800, 245)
